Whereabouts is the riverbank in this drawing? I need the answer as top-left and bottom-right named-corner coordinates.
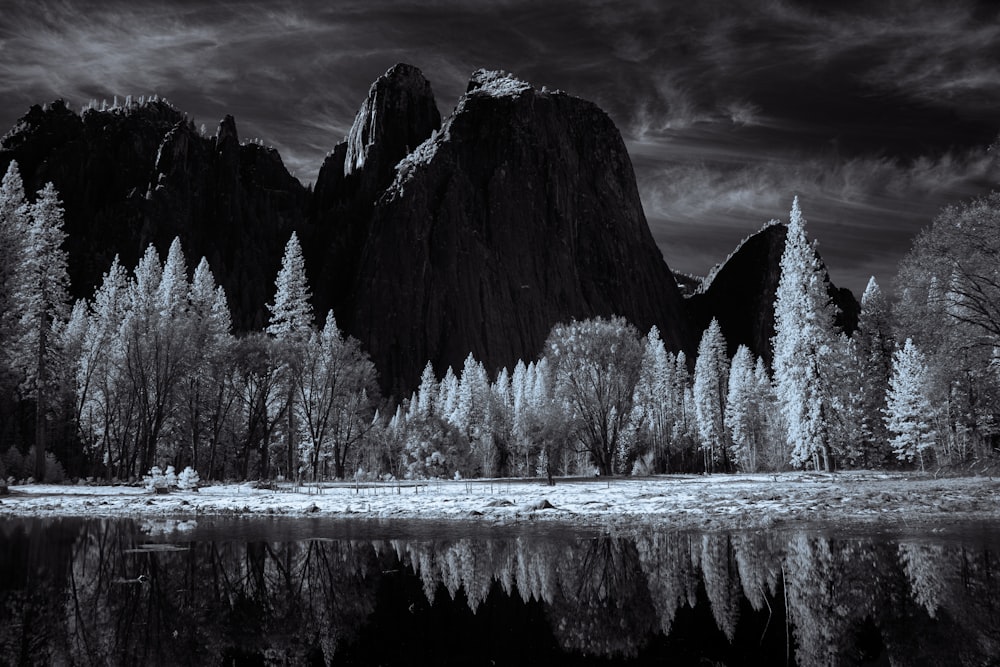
top-left (1, 471), bottom-right (998, 531)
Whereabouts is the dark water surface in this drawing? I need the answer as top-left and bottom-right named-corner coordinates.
top-left (1, 517), bottom-right (998, 666)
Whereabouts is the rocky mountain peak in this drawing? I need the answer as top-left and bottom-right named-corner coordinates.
top-left (214, 114), bottom-right (239, 149)
top-left (343, 63), bottom-right (440, 182)
top-left (309, 64), bottom-right (443, 324)
top-left (347, 70), bottom-right (691, 393)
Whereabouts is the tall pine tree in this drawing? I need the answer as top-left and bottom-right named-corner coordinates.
top-left (631, 326), bottom-right (674, 472)
top-left (0, 162), bottom-right (28, 364)
top-left (772, 197), bottom-right (839, 471)
top-left (693, 318), bottom-right (729, 472)
top-left (13, 183), bottom-right (70, 480)
top-left (267, 232), bottom-right (313, 340)
top-left (725, 345), bottom-right (758, 472)
top-left (850, 277), bottom-right (892, 466)
top-left (77, 256), bottom-right (130, 479)
top-left (267, 231), bottom-right (315, 480)
top-left (884, 338), bottom-right (936, 469)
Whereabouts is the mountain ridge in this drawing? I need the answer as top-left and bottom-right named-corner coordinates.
top-left (0, 64), bottom-right (858, 395)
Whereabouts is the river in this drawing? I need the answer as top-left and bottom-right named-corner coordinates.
top-left (1, 517), bottom-right (998, 665)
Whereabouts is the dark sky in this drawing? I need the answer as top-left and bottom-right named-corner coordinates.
top-left (2, 0), bottom-right (999, 296)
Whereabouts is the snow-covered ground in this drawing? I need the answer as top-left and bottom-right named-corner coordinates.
top-left (1, 471), bottom-right (998, 531)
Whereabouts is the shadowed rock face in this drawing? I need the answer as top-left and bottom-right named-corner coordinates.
top-left (1, 66), bottom-right (740, 396)
top-left (0, 100), bottom-right (306, 330)
top-left (310, 64), bottom-right (442, 319)
top-left (686, 223), bottom-right (859, 365)
top-left (344, 70), bottom-right (691, 394)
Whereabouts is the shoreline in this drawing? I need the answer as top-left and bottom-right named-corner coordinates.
top-left (2, 471), bottom-right (999, 533)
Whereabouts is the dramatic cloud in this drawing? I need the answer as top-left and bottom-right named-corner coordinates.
top-left (2, 0), bottom-right (998, 294)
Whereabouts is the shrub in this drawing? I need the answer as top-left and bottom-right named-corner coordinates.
top-left (177, 466), bottom-right (200, 491)
top-left (143, 466), bottom-right (167, 492)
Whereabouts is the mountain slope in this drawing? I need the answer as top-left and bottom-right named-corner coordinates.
top-left (310, 64), bottom-right (441, 320)
top-left (343, 70), bottom-right (691, 393)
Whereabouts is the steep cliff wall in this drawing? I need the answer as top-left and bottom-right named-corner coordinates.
top-left (344, 70), bottom-right (691, 393)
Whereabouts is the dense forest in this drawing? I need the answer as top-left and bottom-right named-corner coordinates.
top-left (0, 161), bottom-right (998, 484)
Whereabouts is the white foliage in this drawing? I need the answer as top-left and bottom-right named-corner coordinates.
top-left (266, 231), bottom-right (313, 340)
top-left (884, 339), bottom-right (936, 466)
top-left (177, 465), bottom-right (200, 491)
top-left (693, 319), bottom-right (729, 470)
top-left (771, 197), bottom-right (838, 470)
top-left (725, 345), bottom-right (757, 471)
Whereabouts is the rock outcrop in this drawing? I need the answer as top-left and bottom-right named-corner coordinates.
top-left (7, 66), bottom-right (849, 396)
top-left (0, 99), bottom-right (306, 329)
top-left (310, 64), bottom-right (441, 317)
top-left (686, 223), bottom-right (859, 364)
top-left (342, 70), bottom-right (691, 394)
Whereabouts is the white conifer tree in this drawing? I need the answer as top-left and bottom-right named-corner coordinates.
top-left (119, 242), bottom-right (191, 475)
top-left (850, 276), bottom-right (893, 466)
top-left (884, 339), bottom-right (936, 469)
top-left (753, 356), bottom-right (787, 469)
top-left (295, 311), bottom-right (377, 479)
top-left (190, 257), bottom-right (232, 347)
top-left (693, 318), bottom-right (729, 472)
top-left (77, 256), bottom-right (130, 478)
top-left (158, 237), bottom-right (190, 319)
top-left (725, 345), bottom-right (757, 472)
top-left (632, 326), bottom-right (673, 471)
top-left (772, 197), bottom-right (838, 471)
top-left (180, 257), bottom-right (234, 473)
top-left (671, 351), bottom-right (696, 454)
top-left (438, 366), bottom-right (460, 424)
top-left (491, 367), bottom-right (513, 473)
top-left (267, 232), bottom-right (314, 480)
top-left (13, 182), bottom-right (70, 480)
top-left (415, 361), bottom-right (438, 420)
top-left (510, 360), bottom-right (533, 475)
top-left (0, 162), bottom-right (29, 357)
top-left (266, 231), bottom-right (313, 340)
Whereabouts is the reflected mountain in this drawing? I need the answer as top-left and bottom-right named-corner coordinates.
top-left (0, 519), bottom-right (998, 665)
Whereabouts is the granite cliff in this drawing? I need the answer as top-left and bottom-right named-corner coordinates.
top-left (685, 223), bottom-right (860, 364)
top-left (0, 98), bottom-right (306, 330)
top-left (337, 69), bottom-right (691, 394)
top-left (309, 64), bottom-right (442, 320)
top-left (2, 65), bottom-right (862, 396)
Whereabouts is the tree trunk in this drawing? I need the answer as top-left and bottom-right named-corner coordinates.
top-left (34, 316), bottom-right (46, 482)
top-left (286, 389), bottom-right (295, 481)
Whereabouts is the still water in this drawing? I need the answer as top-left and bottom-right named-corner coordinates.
top-left (1, 517), bottom-right (998, 666)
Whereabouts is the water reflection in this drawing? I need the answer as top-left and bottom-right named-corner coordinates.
top-left (1, 519), bottom-right (998, 665)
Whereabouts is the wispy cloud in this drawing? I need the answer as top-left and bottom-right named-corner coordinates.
top-left (636, 134), bottom-right (999, 293)
top-left (1, 0), bottom-right (998, 293)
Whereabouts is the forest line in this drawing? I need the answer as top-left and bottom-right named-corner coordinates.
top-left (0, 160), bottom-right (998, 485)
